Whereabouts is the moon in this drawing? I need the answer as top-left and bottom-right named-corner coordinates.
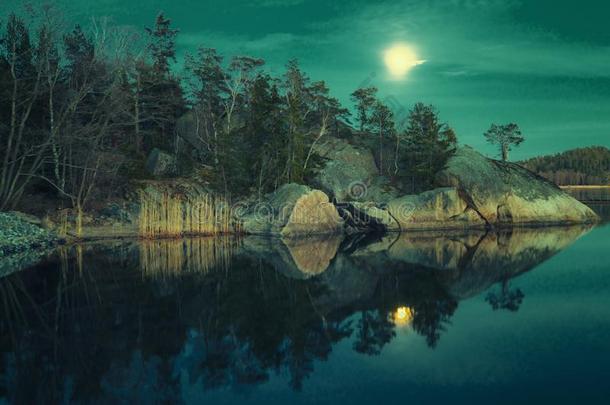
top-left (384, 44), bottom-right (426, 79)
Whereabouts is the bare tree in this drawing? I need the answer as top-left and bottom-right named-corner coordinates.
top-left (224, 56), bottom-right (264, 133)
top-left (33, 19), bottom-right (129, 235)
top-left (1, 13), bottom-right (48, 210)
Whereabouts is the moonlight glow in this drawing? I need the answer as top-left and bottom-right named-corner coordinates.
top-left (383, 44), bottom-right (426, 79)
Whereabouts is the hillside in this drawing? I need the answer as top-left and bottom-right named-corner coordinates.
top-left (520, 146), bottom-right (610, 185)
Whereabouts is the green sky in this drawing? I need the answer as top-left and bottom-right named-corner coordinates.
top-left (5, 0), bottom-right (610, 159)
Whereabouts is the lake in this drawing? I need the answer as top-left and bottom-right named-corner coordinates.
top-left (1, 204), bottom-right (609, 404)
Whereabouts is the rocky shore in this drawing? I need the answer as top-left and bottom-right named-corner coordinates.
top-left (0, 140), bottom-right (600, 273)
top-left (240, 142), bottom-right (599, 236)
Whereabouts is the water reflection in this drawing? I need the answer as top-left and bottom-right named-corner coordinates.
top-left (140, 238), bottom-right (237, 278)
top-left (0, 225), bottom-right (593, 403)
top-left (565, 188), bottom-right (610, 222)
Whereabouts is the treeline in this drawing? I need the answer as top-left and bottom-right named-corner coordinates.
top-left (0, 9), bottom-right (186, 214)
top-left (0, 5), bottom-right (458, 215)
top-left (520, 146), bottom-right (610, 185)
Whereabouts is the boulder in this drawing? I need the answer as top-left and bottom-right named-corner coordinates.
top-left (176, 112), bottom-right (209, 155)
top-left (386, 187), bottom-right (486, 230)
top-left (436, 146), bottom-right (599, 225)
top-left (349, 202), bottom-right (400, 231)
top-left (145, 148), bottom-right (177, 177)
top-left (241, 183), bottom-right (343, 238)
top-left (312, 138), bottom-right (398, 204)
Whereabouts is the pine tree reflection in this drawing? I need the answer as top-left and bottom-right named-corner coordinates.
top-left (0, 225), bottom-right (590, 401)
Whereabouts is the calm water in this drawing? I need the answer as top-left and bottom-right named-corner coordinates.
top-left (564, 186), bottom-right (610, 202)
top-left (1, 206), bottom-right (609, 404)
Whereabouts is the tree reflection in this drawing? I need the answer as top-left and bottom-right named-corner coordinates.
top-left (0, 223), bottom-right (588, 401)
top-left (353, 310), bottom-right (395, 355)
top-left (486, 279), bottom-right (525, 312)
top-left (411, 299), bottom-right (458, 348)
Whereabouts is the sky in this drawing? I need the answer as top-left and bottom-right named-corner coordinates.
top-left (5, 0), bottom-right (610, 159)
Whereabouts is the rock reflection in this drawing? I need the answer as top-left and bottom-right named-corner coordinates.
top-left (0, 224), bottom-right (592, 402)
top-left (242, 235), bottom-right (343, 279)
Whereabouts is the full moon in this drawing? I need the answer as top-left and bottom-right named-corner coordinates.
top-left (383, 44), bottom-right (425, 79)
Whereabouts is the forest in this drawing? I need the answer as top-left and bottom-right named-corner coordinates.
top-left (521, 146), bottom-right (610, 185)
top-left (0, 6), bottom-right (457, 219)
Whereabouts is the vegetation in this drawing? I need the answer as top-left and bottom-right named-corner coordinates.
top-left (350, 86), bottom-right (378, 132)
top-left (520, 146), bottom-right (610, 185)
top-left (138, 190), bottom-right (237, 238)
top-left (0, 212), bottom-right (57, 256)
top-left (483, 123), bottom-right (524, 161)
top-left (0, 4), bottom-right (462, 222)
top-left (349, 91), bottom-right (458, 192)
top-left (399, 103), bottom-right (458, 191)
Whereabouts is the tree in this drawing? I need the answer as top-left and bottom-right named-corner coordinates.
top-left (0, 13), bottom-right (47, 209)
top-left (214, 55), bottom-right (265, 192)
top-left (145, 13), bottom-right (178, 75)
top-left (302, 80), bottom-right (344, 172)
top-left (520, 146), bottom-right (610, 186)
top-left (283, 59), bottom-right (311, 183)
top-left (369, 100), bottom-right (395, 175)
top-left (401, 103), bottom-right (457, 191)
top-left (140, 13), bottom-right (185, 152)
top-left (483, 123), bottom-right (524, 161)
top-left (37, 23), bottom-right (128, 235)
top-left (184, 46), bottom-right (227, 165)
top-left (350, 87), bottom-right (377, 132)
top-left (244, 73), bottom-right (285, 196)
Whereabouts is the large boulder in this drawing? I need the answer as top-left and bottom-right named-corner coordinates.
top-left (385, 187), bottom-right (485, 230)
top-left (343, 146), bottom-right (597, 232)
top-left (145, 148), bottom-right (177, 177)
top-left (344, 187), bottom-right (484, 232)
top-left (436, 146), bottom-right (599, 225)
top-left (241, 183), bottom-right (343, 238)
top-left (312, 138), bottom-right (398, 204)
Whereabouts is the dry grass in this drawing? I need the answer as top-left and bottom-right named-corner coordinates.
top-left (139, 190), bottom-right (241, 238)
top-left (139, 237), bottom-right (237, 278)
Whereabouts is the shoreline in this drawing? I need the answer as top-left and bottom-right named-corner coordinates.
top-left (560, 185), bottom-right (610, 189)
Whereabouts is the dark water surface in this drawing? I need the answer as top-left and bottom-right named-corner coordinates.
top-left (1, 206), bottom-right (609, 404)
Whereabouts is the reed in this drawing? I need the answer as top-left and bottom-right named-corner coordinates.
top-left (57, 210), bottom-right (69, 238)
top-left (138, 189), bottom-right (238, 238)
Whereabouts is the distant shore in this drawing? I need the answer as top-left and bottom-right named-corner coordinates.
top-left (560, 185), bottom-right (610, 189)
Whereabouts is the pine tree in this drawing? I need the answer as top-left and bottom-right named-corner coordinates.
top-left (483, 123), bottom-right (524, 161)
top-left (146, 13), bottom-right (178, 76)
top-left (141, 13), bottom-right (185, 152)
top-left (350, 87), bottom-right (377, 132)
top-left (369, 100), bottom-right (395, 175)
top-left (284, 59), bottom-right (310, 183)
top-left (401, 103), bottom-right (457, 191)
